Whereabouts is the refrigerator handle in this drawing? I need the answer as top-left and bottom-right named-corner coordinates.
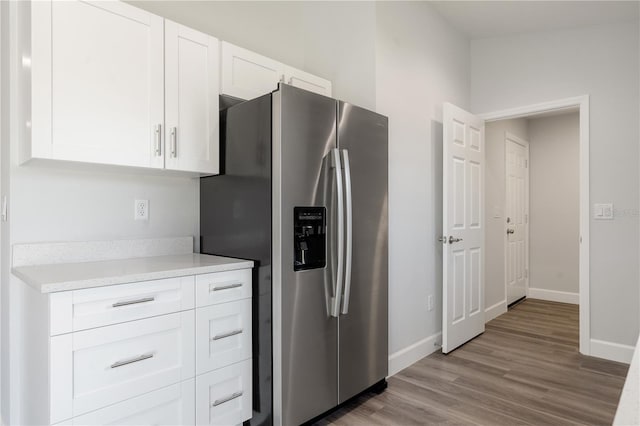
top-left (331, 149), bottom-right (345, 318)
top-left (341, 150), bottom-right (353, 315)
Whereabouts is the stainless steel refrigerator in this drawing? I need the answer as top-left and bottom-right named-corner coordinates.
top-left (201, 84), bottom-right (388, 426)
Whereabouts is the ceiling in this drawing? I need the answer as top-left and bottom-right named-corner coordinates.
top-left (430, 1), bottom-right (639, 39)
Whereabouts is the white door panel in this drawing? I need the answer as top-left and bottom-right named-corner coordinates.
top-left (505, 133), bottom-right (529, 305)
top-left (443, 103), bottom-right (485, 353)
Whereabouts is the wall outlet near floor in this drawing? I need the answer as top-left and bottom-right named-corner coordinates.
top-left (427, 294), bottom-right (434, 311)
top-left (134, 199), bottom-right (149, 221)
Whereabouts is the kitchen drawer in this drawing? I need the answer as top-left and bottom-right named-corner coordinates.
top-left (196, 359), bottom-right (252, 426)
top-left (196, 299), bottom-right (252, 374)
top-left (50, 312), bottom-right (195, 424)
top-left (56, 380), bottom-right (195, 426)
top-left (50, 276), bottom-right (195, 335)
top-left (195, 268), bottom-right (251, 307)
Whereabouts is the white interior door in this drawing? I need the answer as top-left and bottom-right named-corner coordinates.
top-left (505, 133), bottom-right (529, 305)
top-left (442, 103), bottom-right (485, 354)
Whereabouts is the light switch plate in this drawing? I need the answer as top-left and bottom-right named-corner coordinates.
top-left (593, 203), bottom-right (613, 220)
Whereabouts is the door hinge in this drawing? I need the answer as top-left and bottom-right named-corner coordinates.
top-left (525, 214), bottom-right (528, 223)
top-left (525, 159), bottom-right (528, 168)
top-left (525, 268), bottom-right (529, 278)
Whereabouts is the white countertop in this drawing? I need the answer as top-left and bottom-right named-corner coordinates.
top-left (12, 253), bottom-right (254, 293)
top-left (614, 335), bottom-right (640, 425)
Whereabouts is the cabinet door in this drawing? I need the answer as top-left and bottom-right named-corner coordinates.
top-left (61, 380), bottom-right (195, 426)
top-left (34, 1), bottom-right (164, 168)
top-left (165, 21), bottom-right (219, 174)
top-left (50, 312), bottom-right (195, 424)
top-left (220, 41), bottom-right (284, 100)
top-left (283, 65), bottom-right (332, 97)
top-left (195, 268), bottom-right (252, 307)
top-left (196, 360), bottom-right (252, 426)
top-left (196, 299), bottom-right (252, 374)
top-left (49, 276), bottom-right (195, 336)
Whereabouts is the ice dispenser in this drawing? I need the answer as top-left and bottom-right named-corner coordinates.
top-left (294, 207), bottom-right (326, 271)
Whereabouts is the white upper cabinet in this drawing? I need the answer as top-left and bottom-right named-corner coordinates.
top-left (220, 41), bottom-right (284, 100)
top-left (220, 41), bottom-right (332, 100)
top-left (31, 1), bottom-right (165, 168)
top-left (283, 65), bottom-right (332, 97)
top-left (165, 21), bottom-right (219, 174)
top-left (20, 1), bottom-right (332, 174)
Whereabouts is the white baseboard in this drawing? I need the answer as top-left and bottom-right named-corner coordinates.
top-left (388, 332), bottom-right (442, 376)
top-left (528, 288), bottom-right (579, 304)
top-left (485, 299), bottom-right (507, 323)
top-left (589, 339), bottom-right (634, 364)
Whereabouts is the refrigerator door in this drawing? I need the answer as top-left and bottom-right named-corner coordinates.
top-left (272, 85), bottom-right (339, 426)
top-left (337, 102), bottom-right (389, 403)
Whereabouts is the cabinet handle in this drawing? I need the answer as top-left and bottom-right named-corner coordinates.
top-left (211, 329), bottom-right (243, 341)
top-left (212, 391), bottom-right (243, 407)
top-left (170, 126), bottom-right (177, 158)
top-left (112, 296), bottom-right (155, 308)
top-left (154, 124), bottom-right (162, 156)
top-left (211, 282), bottom-right (242, 292)
top-left (288, 77), bottom-right (292, 84)
top-left (110, 352), bottom-right (154, 369)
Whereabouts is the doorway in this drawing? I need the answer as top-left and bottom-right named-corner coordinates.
top-left (480, 96), bottom-right (590, 355)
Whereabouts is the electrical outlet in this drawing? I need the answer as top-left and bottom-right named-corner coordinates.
top-left (135, 199), bottom-right (149, 221)
top-left (427, 294), bottom-right (434, 311)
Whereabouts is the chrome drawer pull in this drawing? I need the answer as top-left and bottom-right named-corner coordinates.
top-left (110, 353), bottom-right (154, 369)
top-left (112, 296), bottom-right (155, 308)
top-left (211, 329), bottom-right (243, 341)
top-left (211, 282), bottom-right (242, 292)
top-left (212, 391), bottom-right (243, 407)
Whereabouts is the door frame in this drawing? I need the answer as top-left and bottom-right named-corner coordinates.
top-left (504, 132), bottom-right (530, 305)
top-left (479, 95), bottom-right (590, 356)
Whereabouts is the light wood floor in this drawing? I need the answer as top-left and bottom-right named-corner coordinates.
top-left (315, 299), bottom-right (629, 426)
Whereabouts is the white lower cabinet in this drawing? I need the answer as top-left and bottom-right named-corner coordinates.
top-left (196, 359), bottom-right (253, 426)
top-left (50, 276), bottom-right (195, 335)
top-left (40, 267), bottom-right (252, 425)
top-left (50, 312), bottom-right (195, 423)
top-left (57, 380), bottom-right (195, 426)
top-left (196, 299), bottom-right (252, 374)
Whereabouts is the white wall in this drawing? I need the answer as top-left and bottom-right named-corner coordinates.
top-left (375, 1), bottom-right (469, 371)
top-left (529, 113), bottom-right (580, 295)
top-left (471, 21), bottom-right (640, 347)
top-left (0, 1), bottom-right (8, 422)
top-left (484, 118), bottom-right (528, 313)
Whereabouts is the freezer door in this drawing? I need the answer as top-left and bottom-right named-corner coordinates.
top-left (337, 102), bottom-right (389, 403)
top-left (272, 85), bottom-right (339, 426)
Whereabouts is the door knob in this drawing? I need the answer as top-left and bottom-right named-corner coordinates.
top-left (448, 236), bottom-right (463, 244)
top-left (507, 228), bottom-right (515, 234)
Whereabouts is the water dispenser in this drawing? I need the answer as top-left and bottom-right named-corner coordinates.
top-left (294, 207), bottom-right (326, 271)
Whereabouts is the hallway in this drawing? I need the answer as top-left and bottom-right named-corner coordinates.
top-left (316, 300), bottom-right (628, 425)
